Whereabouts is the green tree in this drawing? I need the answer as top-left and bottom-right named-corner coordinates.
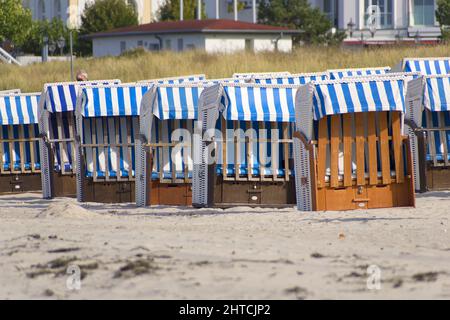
top-left (0, 0), bottom-right (33, 49)
top-left (22, 18), bottom-right (77, 56)
top-left (436, 0), bottom-right (450, 40)
top-left (258, 0), bottom-right (346, 46)
top-left (79, 0), bottom-right (139, 55)
top-left (157, 0), bottom-right (206, 21)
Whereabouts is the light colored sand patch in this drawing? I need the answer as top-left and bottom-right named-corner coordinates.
top-left (0, 192), bottom-right (449, 299)
top-left (36, 202), bottom-right (100, 219)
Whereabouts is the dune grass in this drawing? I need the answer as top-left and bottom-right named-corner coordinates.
top-left (1, 44), bottom-right (449, 92)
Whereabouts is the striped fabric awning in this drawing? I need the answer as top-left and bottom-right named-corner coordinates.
top-left (254, 72), bottom-right (329, 85)
top-left (153, 84), bottom-right (203, 120)
top-left (328, 67), bottom-right (391, 80)
top-left (423, 75), bottom-right (450, 112)
top-left (403, 58), bottom-right (450, 75)
top-left (0, 93), bottom-right (40, 125)
top-left (311, 77), bottom-right (405, 121)
top-left (223, 84), bottom-right (297, 122)
top-left (81, 84), bottom-right (150, 117)
top-left (138, 74), bottom-right (206, 84)
top-left (44, 80), bottom-right (121, 113)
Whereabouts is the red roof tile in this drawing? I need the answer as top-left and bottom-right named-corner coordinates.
top-left (88, 19), bottom-right (301, 38)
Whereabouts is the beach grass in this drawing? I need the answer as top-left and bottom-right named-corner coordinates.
top-left (1, 44), bottom-right (449, 92)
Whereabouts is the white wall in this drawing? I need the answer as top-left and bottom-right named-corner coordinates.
top-left (92, 34), bottom-right (206, 57)
top-left (205, 34), bottom-right (292, 54)
top-left (92, 33), bottom-right (292, 57)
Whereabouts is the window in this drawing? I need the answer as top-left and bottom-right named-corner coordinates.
top-left (54, 0), bottom-right (61, 19)
top-left (148, 43), bottom-right (160, 51)
top-left (120, 41), bottom-right (127, 54)
top-left (413, 0), bottom-right (435, 26)
top-left (38, 0), bottom-right (46, 20)
top-left (186, 44), bottom-right (196, 50)
top-left (165, 39), bottom-right (172, 50)
top-left (364, 0), bottom-right (393, 29)
top-left (323, 0), bottom-right (339, 27)
top-left (177, 38), bottom-right (184, 51)
top-left (137, 40), bottom-right (144, 47)
top-left (245, 39), bottom-right (254, 51)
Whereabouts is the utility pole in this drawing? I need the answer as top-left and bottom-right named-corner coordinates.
top-left (180, 0), bottom-right (184, 21)
top-left (234, 0), bottom-right (238, 21)
top-left (197, 0), bottom-right (201, 20)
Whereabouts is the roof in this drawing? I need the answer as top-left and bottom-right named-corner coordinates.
top-left (86, 19), bottom-right (301, 38)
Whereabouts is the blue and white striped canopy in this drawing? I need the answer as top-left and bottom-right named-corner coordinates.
top-left (44, 80), bottom-right (120, 113)
top-left (328, 67), bottom-right (391, 80)
top-left (0, 93), bottom-right (40, 125)
top-left (223, 84), bottom-right (296, 122)
top-left (153, 85), bottom-right (203, 120)
top-left (311, 78), bottom-right (405, 120)
top-left (81, 84), bottom-right (150, 117)
top-left (403, 58), bottom-right (450, 75)
top-left (254, 72), bottom-right (329, 85)
top-left (423, 75), bottom-right (450, 112)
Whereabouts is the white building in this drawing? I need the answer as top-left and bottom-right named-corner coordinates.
top-left (309, 0), bottom-right (442, 43)
top-left (23, 0), bottom-right (442, 43)
top-left (87, 19), bottom-right (299, 57)
top-left (22, 0), bottom-right (156, 28)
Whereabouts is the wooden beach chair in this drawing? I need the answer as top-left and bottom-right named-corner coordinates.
top-left (405, 74), bottom-right (450, 191)
top-left (293, 76), bottom-right (415, 211)
top-left (0, 92), bottom-right (42, 194)
top-left (137, 74), bottom-right (206, 84)
top-left (135, 82), bottom-right (204, 206)
top-left (39, 80), bottom-right (120, 199)
top-left (327, 66), bottom-right (391, 80)
top-left (74, 83), bottom-right (149, 203)
top-left (192, 82), bottom-right (299, 208)
top-left (393, 57), bottom-right (450, 75)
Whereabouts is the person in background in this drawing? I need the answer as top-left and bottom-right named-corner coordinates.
top-left (76, 70), bottom-right (88, 81)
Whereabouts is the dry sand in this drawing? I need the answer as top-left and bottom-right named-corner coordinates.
top-left (0, 192), bottom-right (449, 300)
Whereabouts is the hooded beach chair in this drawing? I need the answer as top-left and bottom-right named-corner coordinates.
top-left (39, 80), bottom-right (121, 199)
top-left (405, 74), bottom-right (450, 191)
top-left (293, 76), bottom-right (415, 211)
top-left (135, 82), bottom-right (204, 206)
top-left (192, 82), bottom-right (299, 208)
top-left (252, 72), bottom-right (329, 84)
top-left (393, 57), bottom-right (450, 75)
top-left (0, 92), bottom-right (41, 194)
top-left (135, 77), bottom-right (249, 207)
top-left (75, 83), bottom-right (150, 203)
top-left (328, 67), bottom-right (391, 80)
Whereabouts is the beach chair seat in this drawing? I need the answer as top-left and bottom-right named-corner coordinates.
top-left (293, 76), bottom-right (415, 211)
top-left (0, 93), bottom-right (42, 193)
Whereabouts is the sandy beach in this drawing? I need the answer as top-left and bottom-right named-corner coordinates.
top-left (0, 192), bottom-right (449, 300)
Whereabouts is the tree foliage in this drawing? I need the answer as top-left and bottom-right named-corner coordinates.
top-left (157, 0), bottom-right (207, 21)
top-left (436, 0), bottom-right (450, 40)
top-left (258, 0), bottom-right (346, 46)
top-left (21, 18), bottom-right (76, 56)
top-left (79, 0), bottom-right (139, 55)
top-left (0, 0), bottom-right (33, 49)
